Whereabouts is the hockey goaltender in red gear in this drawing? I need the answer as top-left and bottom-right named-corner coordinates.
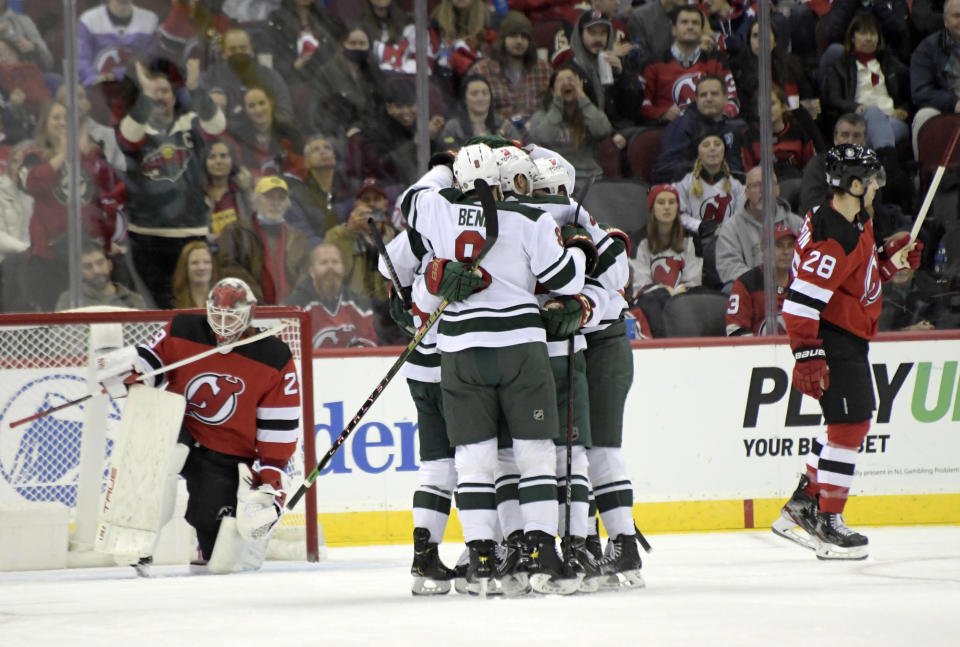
top-left (96, 277), bottom-right (301, 575)
top-left (772, 144), bottom-right (921, 560)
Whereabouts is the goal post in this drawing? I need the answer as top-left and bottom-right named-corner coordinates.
top-left (0, 307), bottom-right (321, 566)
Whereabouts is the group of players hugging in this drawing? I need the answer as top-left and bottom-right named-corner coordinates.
top-left (90, 134), bottom-right (919, 592)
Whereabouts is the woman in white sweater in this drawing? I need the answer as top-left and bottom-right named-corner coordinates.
top-left (631, 184), bottom-right (702, 297)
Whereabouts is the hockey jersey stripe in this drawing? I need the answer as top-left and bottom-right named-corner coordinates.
top-left (256, 426), bottom-right (300, 444)
top-left (782, 300), bottom-right (821, 321)
top-left (538, 257), bottom-right (578, 290)
top-left (443, 303), bottom-right (539, 318)
top-left (440, 312), bottom-right (543, 335)
top-left (789, 277), bottom-right (834, 305)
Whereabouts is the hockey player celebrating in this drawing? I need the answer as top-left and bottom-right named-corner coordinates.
top-left (96, 277), bottom-right (301, 573)
top-left (774, 144), bottom-right (921, 559)
top-left (401, 143), bottom-right (588, 595)
top-left (530, 152), bottom-right (645, 589)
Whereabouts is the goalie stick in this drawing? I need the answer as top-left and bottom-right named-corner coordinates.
top-left (287, 179), bottom-right (500, 509)
top-left (7, 319), bottom-right (293, 429)
top-left (368, 217), bottom-right (411, 309)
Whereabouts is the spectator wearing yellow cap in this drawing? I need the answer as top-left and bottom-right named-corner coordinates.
top-left (216, 175), bottom-right (310, 304)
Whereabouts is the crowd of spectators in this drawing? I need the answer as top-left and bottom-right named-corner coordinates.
top-left (1, 0), bottom-right (959, 344)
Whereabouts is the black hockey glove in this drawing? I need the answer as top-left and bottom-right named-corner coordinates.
top-left (561, 225), bottom-right (600, 276)
top-left (541, 294), bottom-right (594, 338)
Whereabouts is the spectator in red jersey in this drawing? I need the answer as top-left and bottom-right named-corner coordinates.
top-left (724, 221), bottom-right (795, 335)
top-left (284, 242), bottom-right (377, 348)
top-left (716, 165), bottom-right (802, 287)
top-left (528, 62), bottom-right (613, 195)
top-left (629, 183), bottom-right (701, 336)
top-left (18, 100), bottom-right (127, 311)
top-left (203, 139), bottom-right (253, 247)
top-left (639, 5), bottom-right (739, 123)
top-left (0, 37), bottom-right (50, 116)
top-left (216, 175), bottom-right (310, 304)
top-left (467, 11), bottom-right (552, 131)
top-left (156, 0), bottom-right (231, 68)
top-left (171, 239), bottom-right (219, 309)
top-left (229, 86), bottom-right (305, 180)
top-left (741, 86), bottom-right (817, 210)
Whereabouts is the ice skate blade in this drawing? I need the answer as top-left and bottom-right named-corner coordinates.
top-left (815, 543), bottom-right (869, 561)
top-left (772, 514), bottom-right (817, 550)
top-left (578, 574), bottom-right (602, 593)
top-left (454, 576), bottom-right (469, 595)
top-left (529, 572), bottom-right (580, 595)
top-left (465, 577), bottom-right (503, 597)
top-left (500, 572), bottom-right (531, 597)
top-left (412, 576), bottom-right (452, 595)
top-left (189, 561), bottom-right (210, 575)
top-left (589, 574), bottom-right (623, 591)
top-left (619, 569), bottom-right (645, 589)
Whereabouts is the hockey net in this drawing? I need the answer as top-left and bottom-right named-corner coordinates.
top-left (0, 307), bottom-right (321, 565)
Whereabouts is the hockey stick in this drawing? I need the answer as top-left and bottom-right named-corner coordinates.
top-left (910, 121), bottom-right (960, 243)
top-left (287, 179), bottom-right (500, 509)
top-left (368, 217), bottom-right (411, 309)
top-left (7, 319), bottom-right (292, 429)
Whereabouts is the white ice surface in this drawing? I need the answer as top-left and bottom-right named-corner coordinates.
top-left (1, 526), bottom-right (958, 647)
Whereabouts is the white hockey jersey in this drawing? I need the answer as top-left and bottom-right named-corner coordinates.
top-left (403, 187), bottom-right (586, 352)
top-left (676, 172), bottom-right (746, 234)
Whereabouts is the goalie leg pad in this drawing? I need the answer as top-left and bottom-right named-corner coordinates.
top-left (95, 385), bottom-right (187, 560)
top-left (206, 516), bottom-right (270, 574)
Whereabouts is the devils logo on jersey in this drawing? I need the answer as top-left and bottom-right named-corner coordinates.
top-left (861, 253), bottom-right (882, 306)
top-left (672, 73), bottom-right (701, 110)
top-left (184, 373), bottom-right (245, 425)
top-left (651, 256), bottom-right (684, 288)
top-left (700, 194), bottom-right (734, 224)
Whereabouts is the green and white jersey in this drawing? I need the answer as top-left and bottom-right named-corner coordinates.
top-left (404, 187), bottom-right (586, 352)
top-left (379, 230), bottom-right (441, 383)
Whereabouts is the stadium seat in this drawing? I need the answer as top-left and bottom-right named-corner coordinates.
top-left (916, 114), bottom-right (960, 187)
top-left (661, 291), bottom-right (728, 337)
top-left (598, 137), bottom-right (622, 178)
top-left (627, 128), bottom-right (662, 184)
top-left (579, 178), bottom-right (650, 245)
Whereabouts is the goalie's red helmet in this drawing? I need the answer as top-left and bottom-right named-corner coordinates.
top-left (207, 278), bottom-right (256, 344)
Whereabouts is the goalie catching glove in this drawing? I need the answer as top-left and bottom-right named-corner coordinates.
top-left (792, 340), bottom-right (829, 400)
top-left (878, 236), bottom-right (923, 281)
top-left (95, 346), bottom-right (148, 398)
top-left (541, 294), bottom-right (594, 337)
top-left (425, 257), bottom-right (491, 302)
top-left (236, 463), bottom-right (286, 541)
top-left (561, 225), bottom-right (599, 276)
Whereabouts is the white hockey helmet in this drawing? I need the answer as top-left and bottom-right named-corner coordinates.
top-left (207, 277), bottom-right (257, 344)
top-left (533, 157), bottom-right (573, 196)
top-left (452, 143), bottom-right (499, 193)
top-left (494, 145), bottom-right (538, 195)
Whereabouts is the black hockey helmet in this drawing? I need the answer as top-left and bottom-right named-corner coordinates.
top-left (825, 144), bottom-right (885, 191)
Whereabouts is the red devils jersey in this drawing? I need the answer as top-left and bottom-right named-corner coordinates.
top-left (137, 314), bottom-right (301, 470)
top-left (782, 204), bottom-right (883, 342)
top-left (726, 266), bottom-right (787, 335)
top-left (640, 54), bottom-right (739, 121)
top-left (307, 297), bottom-right (377, 348)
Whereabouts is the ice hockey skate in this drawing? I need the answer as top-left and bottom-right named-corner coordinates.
top-left (814, 512), bottom-right (869, 560)
top-left (465, 539), bottom-right (499, 597)
top-left (562, 535), bottom-right (603, 593)
top-left (523, 530), bottom-right (580, 595)
top-left (497, 530), bottom-right (530, 596)
top-left (772, 476), bottom-right (820, 550)
top-left (596, 534), bottom-right (645, 590)
top-left (410, 527), bottom-right (455, 595)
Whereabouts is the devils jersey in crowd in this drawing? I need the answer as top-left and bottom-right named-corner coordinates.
top-left (306, 297), bottom-right (377, 349)
top-left (782, 204), bottom-right (883, 341)
top-left (136, 314), bottom-right (301, 470)
top-left (726, 266), bottom-right (787, 336)
top-left (640, 51), bottom-right (739, 121)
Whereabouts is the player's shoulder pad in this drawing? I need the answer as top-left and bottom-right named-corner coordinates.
top-left (522, 194), bottom-right (571, 206)
top-left (235, 334), bottom-right (293, 372)
top-left (809, 204), bottom-right (861, 256)
top-left (495, 200), bottom-right (546, 222)
top-left (170, 313), bottom-right (216, 344)
top-left (439, 187), bottom-right (468, 203)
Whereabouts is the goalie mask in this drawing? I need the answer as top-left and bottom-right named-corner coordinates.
top-left (494, 145), bottom-right (537, 196)
top-left (825, 144), bottom-right (885, 193)
top-left (207, 278), bottom-right (256, 344)
top-left (532, 157), bottom-right (572, 196)
top-left (452, 143), bottom-right (499, 193)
